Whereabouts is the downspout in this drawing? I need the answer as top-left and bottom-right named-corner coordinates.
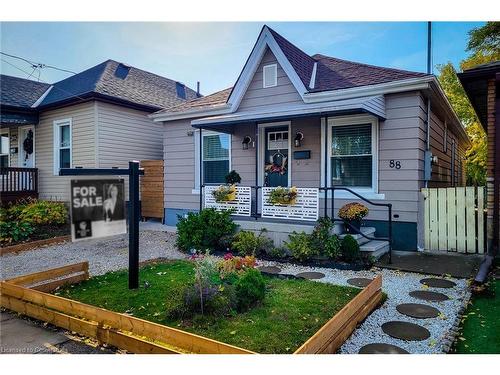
top-left (424, 98), bottom-right (432, 188)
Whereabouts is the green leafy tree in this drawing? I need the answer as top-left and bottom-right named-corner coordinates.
top-left (437, 22), bottom-right (499, 186)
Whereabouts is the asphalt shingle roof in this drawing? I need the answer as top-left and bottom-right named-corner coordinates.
top-left (155, 87), bottom-right (232, 114)
top-left (39, 59), bottom-right (199, 110)
top-left (0, 75), bottom-right (50, 108)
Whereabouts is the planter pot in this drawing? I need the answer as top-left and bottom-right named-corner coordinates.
top-left (344, 220), bottom-right (361, 233)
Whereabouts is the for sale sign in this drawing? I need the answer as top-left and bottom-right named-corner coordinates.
top-left (70, 179), bottom-right (126, 242)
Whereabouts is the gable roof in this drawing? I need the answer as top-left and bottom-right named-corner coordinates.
top-left (0, 75), bottom-right (51, 108)
top-left (38, 59), bottom-right (199, 110)
top-left (153, 25), bottom-right (431, 119)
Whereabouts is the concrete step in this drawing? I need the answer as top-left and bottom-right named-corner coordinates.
top-left (339, 227), bottom-right (376, 246)
top-left (360, 240), bottom-right (390, 260)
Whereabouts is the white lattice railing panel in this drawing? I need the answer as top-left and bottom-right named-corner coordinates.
top-left (204, 186), bottom-right (252, 216)
top-left (261, 187), bottom-right (319, 221)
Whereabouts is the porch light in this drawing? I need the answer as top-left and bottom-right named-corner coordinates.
top-left (294, 132), bottom-right (304, 147)
top-left (242, 135), bottom-right (252, 150)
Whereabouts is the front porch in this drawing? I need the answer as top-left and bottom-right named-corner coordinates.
top-left (0, 167), bottom-right (39, 205)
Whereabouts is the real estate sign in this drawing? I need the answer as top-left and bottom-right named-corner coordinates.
top-left (70, 179), bottom-right (126, 242)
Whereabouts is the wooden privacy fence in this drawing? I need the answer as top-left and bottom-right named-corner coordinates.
top-left (0, 262), bottom-right (382, 354)
top-left (140, 160), bottom-right (164, 221)
top-left (422, 186), bottom-right (486, 254)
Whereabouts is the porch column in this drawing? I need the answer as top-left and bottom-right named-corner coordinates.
top-left (254, 122), bottom-right (259, 219)
top-left (199, 127), bottom-right (203, 212)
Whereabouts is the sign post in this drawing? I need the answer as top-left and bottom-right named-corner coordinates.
top-left (60, 161), bottom-right (144, 289)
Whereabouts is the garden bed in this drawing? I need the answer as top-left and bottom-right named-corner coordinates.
top-left (0, 260), bottom-right (382, 354)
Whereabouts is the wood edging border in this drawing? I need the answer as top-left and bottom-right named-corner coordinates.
top-left (0, 261), bottom-right (383, 354)
top-left (1, 235), bottom-right (71, 256)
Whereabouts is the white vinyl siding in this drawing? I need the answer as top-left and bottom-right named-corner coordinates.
top-left (53, 118), bottom-right (72, 175)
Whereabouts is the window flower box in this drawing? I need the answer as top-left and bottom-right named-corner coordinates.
top-left (268, 186), bottom-right (298, 205)
top-left (212, 184), bottom-right (236, 203)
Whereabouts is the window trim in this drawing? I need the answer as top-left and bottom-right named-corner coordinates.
top-left (262, 63), bottom-right (278, 88)
top-left (193, 130), bottom-right (232, 192)
top-left (53, 118), bottom-right (72, 175)
top-left (325, 114), bottom-right (380, 196)
top-left (0, 128), bottom-right (10, 168)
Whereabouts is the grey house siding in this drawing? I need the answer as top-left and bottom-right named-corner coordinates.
top-left (238, 47), bottom-right (303, 111)
top-left (36, 102), bottom-right (96, 201)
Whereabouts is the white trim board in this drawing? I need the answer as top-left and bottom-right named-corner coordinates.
top-left (53, 118), bottom-right (72, 176)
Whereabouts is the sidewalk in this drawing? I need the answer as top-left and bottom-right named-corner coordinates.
top-left (0, 311), bottom-right (114, 354)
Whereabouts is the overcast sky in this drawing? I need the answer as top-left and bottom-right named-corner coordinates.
top-left (0, 22), bottom-right (483, 95)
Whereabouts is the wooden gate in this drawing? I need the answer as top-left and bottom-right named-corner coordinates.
top-left (422, 186), bottom-right (486, 254)
top-left (140, 160), bottom-right (164, 221)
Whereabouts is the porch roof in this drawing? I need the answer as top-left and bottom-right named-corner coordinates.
top-left (190, 95), bottom-right (385, 130)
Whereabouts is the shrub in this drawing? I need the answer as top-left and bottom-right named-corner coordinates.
top-left (0, 221), bottom-right (34, 244)
top-left (232, 229), bottom-right (273, 256)
top-left (16, 200), bottom-right (68, 225)
top-left (225, 170), bottom-right (241, 185)
top-left (341, 234), bottom-right (360, 262)
top-left (268, 247), bottom-right (287, 259)
top-left (310, 217), bottom-right (341, 259)
top-left (234, 268), bottom-right (266, 311)
top-left (176, 209), bottom-right (237, 252)
top-left (284, 231), bottom-right (317, 262)
top-left (218, 253), bottom-right (256, 281)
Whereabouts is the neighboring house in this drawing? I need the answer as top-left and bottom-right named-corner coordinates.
top-left (151, 25), bottom-right (470, 252)
top-left (459, 61), bottom-right (500, 257)
top-left (0, 60), bottom-right (198, 202)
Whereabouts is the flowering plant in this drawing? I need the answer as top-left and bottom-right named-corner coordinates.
top-left (212, 184), bottom-right (236, 203)
top-left (218, 254), bottom-right (256, 280)
top-left (338, 202), bottom-right (369, 221)
top-left (268, 186), bottom-right (298, 205)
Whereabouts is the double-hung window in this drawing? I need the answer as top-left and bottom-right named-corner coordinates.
top-left (201, 132), bottom-right (231, 184)
top-left (0, 130), bottom-right (9, 168)
top-left (53, 119), bottom-right (72, 175)
top-left (327, 116), bottom-right (378, 194)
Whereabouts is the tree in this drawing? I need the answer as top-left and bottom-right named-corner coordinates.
top-left (437, 22), bottom-right (499, 186)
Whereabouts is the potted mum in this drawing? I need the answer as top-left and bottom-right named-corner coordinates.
top-left (338, 202), bottom-right (369, 233)
top-left (268, 186), bottom-right (298, 205)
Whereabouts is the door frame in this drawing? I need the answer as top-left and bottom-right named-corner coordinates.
top-left (257, 121), bottom-right (292, 187)
top-left (18, 125), bottom-right (36, 167)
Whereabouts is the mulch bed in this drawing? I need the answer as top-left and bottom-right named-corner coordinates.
top-left (1, 224), bottom-right (70, 256)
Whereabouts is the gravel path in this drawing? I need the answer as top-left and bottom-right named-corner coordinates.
top-left (257, 260), bottom-right (470, 354)
top-left (1, 232), bottom-right (469, 354)
top-left (0, 230), bottom-right (186, 279)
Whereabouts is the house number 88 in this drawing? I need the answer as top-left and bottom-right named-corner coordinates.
top-left (389, 160), bottom-right (401, 169)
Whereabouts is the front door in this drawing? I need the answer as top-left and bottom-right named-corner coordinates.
top-left (264, 126), bottom-right (289, 187)
top-left (18, 126), bottom-right (35, 168)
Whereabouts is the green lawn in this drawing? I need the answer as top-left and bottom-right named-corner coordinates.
top-left (57, 260), bottom-right (360, 353)
top-left (454, 278), bottom-right (500, 354)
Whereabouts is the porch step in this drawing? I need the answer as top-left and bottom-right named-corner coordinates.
top-left (338, 227), bottom-right (376, 246)
top-left (360, 240), bottom-right (390, 260)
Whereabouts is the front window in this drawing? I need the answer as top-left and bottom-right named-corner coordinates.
top-left (0, 132), bottom-right (9, 168)
top-left (202, 132), bottom-right (230, 184)
top-left (53, 119), bottom-right (72, 174)
top-left (331, 123), bottom-right (373, 188)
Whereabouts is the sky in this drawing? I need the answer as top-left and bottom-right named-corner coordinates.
top-left (0, 22), bottom-right (484, 95)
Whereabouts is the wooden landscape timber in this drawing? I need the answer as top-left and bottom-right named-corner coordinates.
top-left (0, 262), bottom-right (383, 354)
top-left (0, 235), bottom-right (71, 256)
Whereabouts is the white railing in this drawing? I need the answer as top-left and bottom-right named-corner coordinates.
top-left (261, 187), bottom-right (319, 221)
top-left (204, 185), bottom-right (252, 216)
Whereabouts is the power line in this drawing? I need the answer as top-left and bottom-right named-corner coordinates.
top-left (1, 58), bottom-right (89, 103)
top-left (0, 52), bottom-right (77, 75)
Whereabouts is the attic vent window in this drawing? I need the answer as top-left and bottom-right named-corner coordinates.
top-left (176, 82), bottom-right (186, 99)
top-left (263, 64), bottom-right (277, 88)
top-left (114, 64), bottom-right (130, 79)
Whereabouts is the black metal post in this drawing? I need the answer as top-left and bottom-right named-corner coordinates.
top-left (331, 186), bottom-right (335, 219)
top-left (128, 161), bottom-right (140, 289)
top-left (388, 203), bottom-right (393, 264)
top-left (199, 128), bottom-right (203, 212)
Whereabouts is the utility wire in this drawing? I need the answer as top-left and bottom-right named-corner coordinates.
top-left (0, 52), bottom-right (77, 75)
top-left (1, 58), bottom-right (89, 103)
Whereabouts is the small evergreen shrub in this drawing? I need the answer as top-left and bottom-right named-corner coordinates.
top-left (341, 234), bottom-right (360, 262)
top-left (176, 209), bottom-right (237, 252)
top-left (268, 247), bottom-right (287, 259)
top-left (310, 217), bottom-right (341, 259)
top-left (232, 229), bottom-right (273, 256)
top-left (234, 268), bottom-right (266, 311)
top-left (284, 231), bottom-right (318, 262)
top-left (0, 221), bottom-right (34, 244)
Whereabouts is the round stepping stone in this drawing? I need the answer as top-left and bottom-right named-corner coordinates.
top-left (347, 277), bottom-right (373, 288)
top-left (409, 290), bottom-right (449, 302)
top-left (420, 278), bottom-right (456, 289)
top-left (296, 271), bottom-right (325, 280)
top-left (257, 266), bottom-right (281, 274)
top-left (381, 321), bottom-right (431, 341)
top-left (396, 303), bottom-right (440, 319)
top-left (359, 343), bottom-right (409, 354)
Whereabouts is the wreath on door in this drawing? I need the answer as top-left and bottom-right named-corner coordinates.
top-left (23, 129), bottom-right (34, 160)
